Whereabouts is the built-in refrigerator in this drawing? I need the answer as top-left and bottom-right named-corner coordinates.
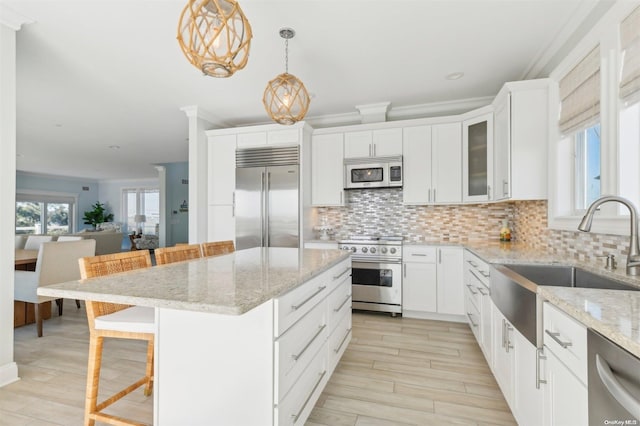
top-left (235, 145), bottom-right (299, 250)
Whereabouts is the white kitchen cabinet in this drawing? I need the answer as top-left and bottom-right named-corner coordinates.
top-left (207, 205), bottom-right (235, 242)
top-left (462, 111), bottom-right (493, 203)
top-left (311, 133), bottom-right (344, 206)
top-left (344, 128), bottom-right (402, 158)
top-left (492, 79), bottom-right (550, 201)
top-left (436, 247), bottom-right (464, 315)
top-left (492, 304), bottom-right (514, 407)
top-left (402, 123), bottom-right (461, 205)
top-left (304, 241), bottom-right (339, 250)
top-left (464, 250), bottom-right (492, 362)
top-left (236, 128), bottom-right (301, 148)
top-left (513, 330), bottom-right (544, 426)
top-left (208, 134), bottom-right (236, 205)
top-left (402, 247), bottom-right (437, 314)
top-left (543, 348), bottom-right (588, 426)
top-left (237, 132), bottom-right (267, 148)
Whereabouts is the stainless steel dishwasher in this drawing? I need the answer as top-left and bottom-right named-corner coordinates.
top-left (588, 328), bottom-right (640, 425)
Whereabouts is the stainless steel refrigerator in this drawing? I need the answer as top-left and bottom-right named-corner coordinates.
top-left (235, 146), bottom-right (299, 250)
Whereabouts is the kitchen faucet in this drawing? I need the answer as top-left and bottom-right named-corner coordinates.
top-left (578, 195), bottom-right (640, 275)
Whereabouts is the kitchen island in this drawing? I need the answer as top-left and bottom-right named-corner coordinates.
top-left (38, 247), bottom-right (353, 426)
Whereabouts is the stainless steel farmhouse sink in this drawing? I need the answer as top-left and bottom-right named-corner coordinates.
top-left (491, 263), bottom-right (640, 347)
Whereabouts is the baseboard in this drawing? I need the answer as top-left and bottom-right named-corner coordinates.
top-left (0, 361), bottom-right (19, 388)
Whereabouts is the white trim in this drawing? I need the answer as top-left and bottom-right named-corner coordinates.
top-left (180, 105), bottom-right (229, 128)
top-left (0, 362), bottom-right (19, 388)
top-left (0, 4), bottom-right (33, 31)
top-left (17, 170), bottom-right (99, 183)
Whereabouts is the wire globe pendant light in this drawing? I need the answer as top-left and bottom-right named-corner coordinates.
top-left (263, 28), bottom-right (310, 125)
top-left (177, 0), bottom-right (252, 78)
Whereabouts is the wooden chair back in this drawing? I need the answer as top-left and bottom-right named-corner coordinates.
top-left (78, 250), bottom-right (152, 328)
top-left (155, 244), bottom-right (202, 265)
top-left (201, 240), bottom-right (235, 257)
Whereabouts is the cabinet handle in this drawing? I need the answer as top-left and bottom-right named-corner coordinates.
top-left (503, 179), bottom-right (508, 197)
top-left (428, 188), bottom-right (431, 203)
top-left (467, 260), bottom-right (478, 268)
top-left (334, 294), bottom-right (351, 312)
top-left (433, 188), bottom-right (436, 203)
top-left (369, 144), bottom-right (372, 157)
top-left (292, 324), bottom-right (327, 361)
top-left (467, 313), bottom-right (478, 327)
top-left (373, 144), bottom-right (376, 157)
top-left (403, 263), bottom-right (407, 278)
top-left (340, 191), bottom-right (342, 204)
top-left (291, 370), bottom-right (327, 423)
top-left (291, 286), bottom-right (327, 311)
top-left (232, 191), bottom-right (235, 217)
top-left (536, 348), bottom-right (547, 389)
top-left (596, 354), bottom-right (640, 420)
top-left (505, 323), bottom-right (513, 353)
top-left (501, 319), bottom-right (506, 349)
top-left (333, 267), bottom-right (351, 281)
top-left (411, 253), bottom-right (428, 257)
top-left (334, 327), bottom-right (352, 353)
top-left (469, 268), bottom-right (485, 284)
top-left (466, 284), bottom-right (478, 295)
top-left (477, 286), bottom-right (488, 296)
top-left (438, 249), bottom-right (441, 264)
top-left (479, 270), bottom-right (490, 279)
top-left (545, 329), bottom-right (573, 348)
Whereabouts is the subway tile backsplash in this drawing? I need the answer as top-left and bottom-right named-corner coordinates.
top-left (314, 189), bottom-right (633, 263)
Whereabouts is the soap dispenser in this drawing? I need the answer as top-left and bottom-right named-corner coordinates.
top-left (500, 220), bottom-right (511, 242)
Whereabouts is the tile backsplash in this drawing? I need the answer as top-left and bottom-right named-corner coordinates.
top-left (313, 189), bottom-right (634, 263)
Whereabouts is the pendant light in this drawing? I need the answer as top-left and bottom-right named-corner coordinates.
top-left (177, 0), bottom-right (252, 78)
top-left (263, 28), bottom-right (310, 125)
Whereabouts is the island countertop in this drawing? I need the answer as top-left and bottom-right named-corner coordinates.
top-left (37, 247), bottom-right (351, 315)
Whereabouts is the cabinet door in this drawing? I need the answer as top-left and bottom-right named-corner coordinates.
top-left (402, 126), bottom-right (432, 205)
top-left (207, 205), bottom-right (235, 242)
top-left (343, 130), bottom-right (372, 158)
top-left (479, 285), bottom-right (492, 362)
top-left (208, 134), bottom-right (236, 205)
top-left (493, 93), bottom-right (511, 201)
top-left (237, 132), bottom-right (267, 148)
top-left (311, 133), bottom-right (344, 206)
top-left (492, 305), bottom-right (514, 406)
top-left (402, 262), bottom-right (437, 313)
top-left (513, 328), bottom-right (544, 426)
top-left (462, 112), bottom-right (494, 202)
top-left (436, 247), bottom-right (464, 315)
top-left (268, 129), bottom-right (299, 145)
top-left (372, 128), bottom-right (403, 157)
top-left (544, 348), bottom-right (588, 426)
top-left (432, 122), bottom-right (462, 204)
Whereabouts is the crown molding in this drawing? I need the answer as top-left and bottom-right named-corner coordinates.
top-left (179, 105), bottom-right (230, 128)
top-left (0, 4), bottom-right (34, 31)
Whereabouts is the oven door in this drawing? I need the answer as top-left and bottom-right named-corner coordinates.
top-left (351, 261), bottom-right (402, 307)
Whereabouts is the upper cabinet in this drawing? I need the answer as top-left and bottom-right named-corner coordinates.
top-left (344, 128), bottom-right (402, 158)
top-left (462, 111), bottom-right (494, 203)
top-left (311, 133), bottom-right (344, 206)
top-left (236, 128), bottom-right (300, 148)
top-left (403, 122), bottom-right (461, 205)
top-left (493, 79), bottom-right (550, 201)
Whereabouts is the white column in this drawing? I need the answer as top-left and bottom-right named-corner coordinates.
top-left (0, 6), bottom-right (32, 388)
top-left (155, 165), bottom-right (167, 248)
top-left (180, 106), bottom-right (228, 244)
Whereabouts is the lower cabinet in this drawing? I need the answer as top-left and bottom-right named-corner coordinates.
top-left (491, 304), bottom-right (514, 405)
top-left (513, 331), bottom-right (544, 426)
top-left (543, 348), bottom-right (588, 426)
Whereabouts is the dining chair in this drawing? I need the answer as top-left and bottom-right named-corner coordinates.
top-left (23, 235), bottom-right (53, 250)
top-left (78, 249), bottom-right (154, 426)
top-left (155, 244), bottom-right (202, 265)
top-left (201, 240), bottom-right (235, 257)
top-left (57, 235), bottom-right (83, 242)
top-left (14, 239), bottom-right (96, 337)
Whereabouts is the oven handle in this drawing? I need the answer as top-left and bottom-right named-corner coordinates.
top-left (596, 353), bottom-right (640, 420)
top-left (352, 260), bottom-right (402, 267)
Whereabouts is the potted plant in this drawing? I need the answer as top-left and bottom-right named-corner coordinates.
top-left (83, 202), bottom-right (114, 229)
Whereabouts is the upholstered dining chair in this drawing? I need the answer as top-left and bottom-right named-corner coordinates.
top-left (23, 235), bottom-right (53, 250)
top-left (56, 235), bottom-right (83, 242)
top-left (78, 250), bottom-right (154, 426)
top-left (14, 239), bottom-right (96, 337)
top-left (201, 240), bottom-right (235, 257)
top-left (155, 244), bottom-right (202, 265)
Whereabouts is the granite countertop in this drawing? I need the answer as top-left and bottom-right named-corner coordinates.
top-left (37, 247), bottom-right (351, 315)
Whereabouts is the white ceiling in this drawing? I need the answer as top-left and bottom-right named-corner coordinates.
top-left (6, 0), bottom-right (612, 180)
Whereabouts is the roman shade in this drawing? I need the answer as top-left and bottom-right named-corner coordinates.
top-left (620, 6), bottom-right (640, 105)
top-left (559, 46), bottom-right (601, 135)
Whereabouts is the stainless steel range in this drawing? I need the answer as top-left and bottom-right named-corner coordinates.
top-left (339, 236), bottom-right (403, 315)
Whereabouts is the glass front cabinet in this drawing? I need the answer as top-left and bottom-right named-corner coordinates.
top-left (462, 112), bottom-right (493, 203)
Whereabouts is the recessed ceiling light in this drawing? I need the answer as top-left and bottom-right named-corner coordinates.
top-left (446, 72), bottom-right (465, 80)
top-left (109, 145), bottom-right (120, 150)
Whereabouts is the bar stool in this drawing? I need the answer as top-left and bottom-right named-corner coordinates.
top-left (155, 244), bottom-right (202, 265)
top-left (201, 240), bottom-right (235, 257)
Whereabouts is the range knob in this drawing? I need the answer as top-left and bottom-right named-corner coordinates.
top-left (381, 247), bottom-right (388, 254)
top-left (370, 247), bottom-right (377, 254)
top-left (362, 247), bottom-right (368, 253)
top-left (351, 246), bottom-right (357, 253)
top-left (341, 246), bottom-right (349, 251)
top-left (390, 247), bottom-right (397, 254)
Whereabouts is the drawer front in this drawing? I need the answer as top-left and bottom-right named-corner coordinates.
top-left (275, 274), bottom-right (329, 336)
top-left (276, 347), bottom-right (328, 426)
top-left (327, 259), bottom-right (351, 292)
top-left (465, 293), bottom-right (481, 341)
top-left (464, 277), bottom-right (481, 311)
top-left (543, 302), bottom-right (587, 384)
top-left (275, 299), bottom-right (328, 402)
top-left (327, 278), bottom-right (351, 333)
top-left (403, 246), bottom-right (437, 263)
top-left (328, 308), bottom-right (352, 374)
top-left (464, 250), bottom-right (490, 287)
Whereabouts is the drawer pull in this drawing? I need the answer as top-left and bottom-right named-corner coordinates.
top-left (466, 313), bottom-right (478, 327)
top-left (333, 267), bottom-right (351, 281)
top-left (292, 324), bottom-right (326, 361)
top-left (545, 330), bottom-right (573, 348)
top-left (411, 253), bottom-right (428, 257)
top-left (469, 268), bottom-right (484, 283)
top-left (466, 284), bottom-right (478, 295)
top-left (479, 270), bottom-right (490, 278)
top-left (467, 260), bottom-right (478, 268)
top-left (536, 348), bottom-right (547, 389)
top-left (291, 286), bottom-right (327, 311)
top-left (334, 327), bottom-right (352, 353)
top-left (334, 294), bottom-right (351, 312)
top-left (291, 370), bottom-right (327, 423)
top-left (476, 286), bottom-right (488, 296)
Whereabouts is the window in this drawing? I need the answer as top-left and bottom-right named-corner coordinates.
top-left (16, 193), bottom-right (75, 235)
top-left (122, 188), bottom-right (159, 234)
top-left (574, 124), bottom-right (601, 211)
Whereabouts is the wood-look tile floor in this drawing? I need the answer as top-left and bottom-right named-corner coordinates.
top-left (0, 304), bottom-right (515, 426)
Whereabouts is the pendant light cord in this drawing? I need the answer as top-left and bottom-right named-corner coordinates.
top-left (284, 38), bottom-right (289, 74)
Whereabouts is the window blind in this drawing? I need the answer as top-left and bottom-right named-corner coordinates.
top-left (559, 46), bottom-right (601, 135)
top-left (620, 6), bottom-right (640, 105)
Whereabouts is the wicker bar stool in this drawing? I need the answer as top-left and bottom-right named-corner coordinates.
top-left (78, 250), bottom-right (154, 426)
top-left (155, 244), bottom-right (202, 265)
top-left (201, 240), bottom-right (235, 257)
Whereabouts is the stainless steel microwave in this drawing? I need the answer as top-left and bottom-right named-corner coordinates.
top-left (344, 156), bottom-right (403, 189)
